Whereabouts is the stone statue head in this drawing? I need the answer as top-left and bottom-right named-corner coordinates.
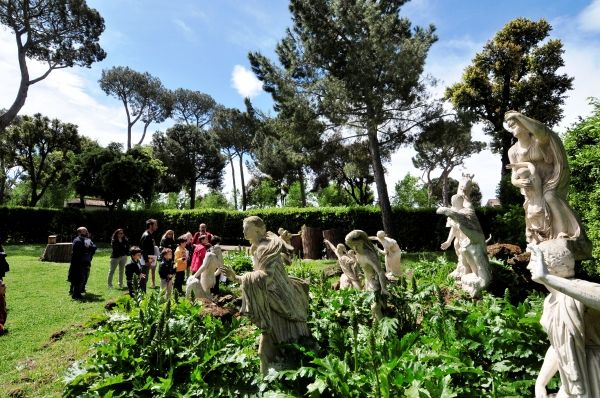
top-left (336, 243), bottom-right (347, 255)
top-left (243, 216), bottom-right (267, 242)
top-left (531, 238), bottom-right (575, 278)
top-left (458, 174), bottom-right (474, 198)
top-left (504, 112), bottom-right (530, 139)
top-left (450, 193), bottom-right (464, 209)
top-left (376, 230), bottom-right (386, 239)
top-left (345, 229), bottom-right (378, 257)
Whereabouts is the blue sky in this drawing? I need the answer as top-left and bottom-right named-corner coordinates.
top-left (1, 0), bottom-right (600, 203)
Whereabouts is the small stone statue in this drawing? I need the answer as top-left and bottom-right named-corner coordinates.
top-left (505, 111), bottom-right (592, 260)
top-left (527, 237), bottom-right (600, 398)
top-left (440, 195), bottom-right (466, 279)
top-left (221, 216), bottom-right (311, 374)
top-left (371, 230), bottom-right (402, 277)
top-left (345, 230), bottom-right (388, 320)
top-left (437, 193), bottom-right (491, 298)
top-left (323, 239), bottom-right (362, 289)
top-left (186, 244), bottom-right (223, 300)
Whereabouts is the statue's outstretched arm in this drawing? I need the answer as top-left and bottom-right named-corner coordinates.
top-left (529, 245), bottom-right (600, 311)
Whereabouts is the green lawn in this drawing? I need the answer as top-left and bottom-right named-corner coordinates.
top-left (0, 245), bottom-right (454, 397)
top-left (0, 245), bottom-right (126, 398)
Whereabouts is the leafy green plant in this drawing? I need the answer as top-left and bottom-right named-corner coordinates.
top-left (224, 250), bottom-right (253, 274)
top-left (64, 292), bottom-right (260, 397)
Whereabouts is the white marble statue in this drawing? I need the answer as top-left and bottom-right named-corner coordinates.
top-left (507, 161), bottom-right (549, 243)
top-left (186, 244), bottom-right (223, 300)
top-left (527, 237), bottom-right (600, 398)
top-left (345, 230), bottom-right (388, 320)
top-left (323, 239), bottom-right (362, 289)
top-left (505, 111), bottom-right (592, 260)
top-left (371, 231), bottom-right (402, 277)
top-left (440, 194), bottom-right (467, 279)
top-left (221, 216), bottom-right (311, 374)
top-left (457, 173), bottom-right (475, 209)
top-left (437, 193), bottom-right (492, 298)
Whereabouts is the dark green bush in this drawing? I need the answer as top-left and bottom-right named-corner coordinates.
top-left (0, 205), bottom-right (515, 252)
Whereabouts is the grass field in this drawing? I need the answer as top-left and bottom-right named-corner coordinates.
top-left (0, 244), bottom-right (126, 398)
top-left (0, 244), bottom-right (452, 397)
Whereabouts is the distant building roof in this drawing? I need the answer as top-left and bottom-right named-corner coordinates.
top-left (485, 198), bottom-right (501, 208)
top-left (64, 198), bottom-right (108, 210)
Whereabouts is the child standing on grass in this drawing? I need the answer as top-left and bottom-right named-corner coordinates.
top-left (158, 248), bottom-right (175, 297)
top-left (174, 236), bottom-right (188, 294)
top-left (125, 247), bottom-right (147, 298)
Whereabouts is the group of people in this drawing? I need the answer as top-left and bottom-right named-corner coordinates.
top-left (68, 220), bottom-right (223, 301)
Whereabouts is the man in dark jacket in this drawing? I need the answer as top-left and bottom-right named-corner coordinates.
top-left (68, 227), bottom-right (97, 300)
top-left (140, 219), bottom-right (158, 288)
top-left (0, 235), bottom-right (8, 333)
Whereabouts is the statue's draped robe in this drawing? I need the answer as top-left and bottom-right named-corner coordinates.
top-left (509, 120), bottom-right (591, 258)
top-left (541, 290), bottom-right (600, 397)
top-left (239, 233), bottom-right (310, 345)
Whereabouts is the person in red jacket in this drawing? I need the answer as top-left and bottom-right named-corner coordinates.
top-left (192, 223), bottom-right (213, 245)
top-left (190, 235), bottom-right (210, 274)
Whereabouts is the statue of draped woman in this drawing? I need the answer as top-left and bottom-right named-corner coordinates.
top-left (528, 238), bottom-right (600, 398)
top-left (221, 216), bottom-right (311, 374)
top-left (505, 111), bottom-right (592, 259)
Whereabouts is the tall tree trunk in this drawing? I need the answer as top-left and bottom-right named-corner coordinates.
top-left (239, 154), bottom-right (247, 211)
top-left (124, 100), bottom-right (133, 150)
top-left (298, 168), bottom-right (306, 207)
top-left (189, 178), bottom-right (197, 209)
top-left (137, 122), bottom-right (150, 146)
top-left (498, 128), bottom-right (519, 205)
top-left (441, 170), bottom-right (450, 207)
top-left (367, 124), bottom-right (394, 237)
top-left (229, 155), bottom-right (238, 210)
top-left (0, 35), bottom-right (30, 132)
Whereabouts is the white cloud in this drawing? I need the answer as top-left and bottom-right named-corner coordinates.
top-left (231, 65), bottom-right (263, 98)
top-left (558, 39), bottom-right (600, 130)
top-left (0, 29), bottom-right (130, 147)
top-left (578, 0), bottom-right (600, 32)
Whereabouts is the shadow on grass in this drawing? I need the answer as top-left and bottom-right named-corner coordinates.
top-left (75, 292), bottom-right (104, 303)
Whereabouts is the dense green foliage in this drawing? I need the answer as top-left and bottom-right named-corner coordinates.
top-left (0, 205), bottom-right (521, 251)
top-left (446, 18), bottom-right (573, 204)
top-left (152, 123), bottom-right (225, 209)
top-left (413, 118), bottom-right (486, 207)
top-left (64, 256), bottom-right (549, 397)
top-left (4, 113), bottom-right (82, 206)
top-left (250, 0), bottom-right (439, 236)
top-left (64, 292), bottom-right (260, 397)
top-left (0, 0), bottom-right (106, 131)
top-left (564, 99), bottom-right (600, 271)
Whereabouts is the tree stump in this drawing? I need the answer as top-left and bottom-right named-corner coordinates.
top-left (41, 243), bottom-right (72, 263)
top-left (322, 228), bottom-right (344, 259)
top-left (301, 226), bottom-right (322, 260)
top-left (290, 234), bottom-right (303, 258)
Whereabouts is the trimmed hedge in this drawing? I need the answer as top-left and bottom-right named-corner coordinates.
top-left (0, 205), bottom-right (521, 251)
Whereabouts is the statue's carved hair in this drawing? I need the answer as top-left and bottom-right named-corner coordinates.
top-left (538, 238), bottom-right (575, 278)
